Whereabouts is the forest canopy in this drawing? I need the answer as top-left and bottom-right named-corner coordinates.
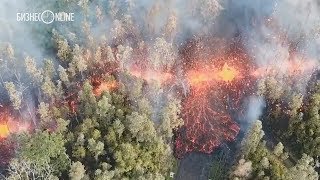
top-left (0, 0), bottom-right (319, 180)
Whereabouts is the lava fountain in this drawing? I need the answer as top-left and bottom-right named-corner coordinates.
top-left (175, 60), bottom-right (245, 158)
top-left (217, 63), bottom-right (239, 82)
top-left (174, 41), bottom-right (260, 158)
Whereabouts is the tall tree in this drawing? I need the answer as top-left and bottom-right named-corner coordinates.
top-left (286, 154), bottom-right (319, 180)
top-left (4, 82), bottom-right (21, 110)
top-left (69, 161), bottom-right (86, 180)
top-left (241, 120), bottom-right (265, 158)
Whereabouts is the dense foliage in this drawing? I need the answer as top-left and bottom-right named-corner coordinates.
top-left (0, 0), bottom-right (319, 180)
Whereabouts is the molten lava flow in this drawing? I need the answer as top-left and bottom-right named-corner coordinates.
top-left (0, 123), bottom-right (9, 138)
top-left (174, 51), bottom-right (257, 158)
top-left (143, 71), bottom-right (172, 84)
top-left (175, 62), bottom-right (244, 158)
top-left (175, 88), bottom-right (240, 158)
top-left (187, 70), bottom-right (214, 87)
top-left (93, 81), bottom-right (118, 97)
top-left (186, 63), bottom-right (240, 86)
top-left (0, 109), bottom-right (17, 167)
top-left (251, 58), bottom-right (318, 78)
top-left (175, 51), bottom-right (317, 158)
top-left (217, 63), bottom-right (239, 82)
top-left (0, 109), bottom-right (31, 139)
top-left (0, 111), bottom-right (10, 139)
top-left (129, 66), bottom-right (173, 84)
top-left (91, 75), bottom-right (118, 97)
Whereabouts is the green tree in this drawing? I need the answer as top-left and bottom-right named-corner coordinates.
top-left (4, 82), bottom-right (21, 110)
top-left (16, 131), bottom-right (70, 174)
top-left (69, 161), bottom-right (86, 180)
top-left (38, 102), bottom-right (51, 127)
top-left (159, 99), bottom-right (183, 140)
top-left (72, 44), bottom-right (87, 74)
top-left (149, 38), bottom-right (176, 69)
top-left (58, 65), bottom-right (69, 83)
top-left (41, 76), bottom-right (56, 97)
top-left (273, 142), bottom-right (284, 157)
top-left (87, 138), bottom-right (105, 160)
top-left (286, 154), bottom-right (319, 180)
top-left (43, 59), bottom-right (55, 78)
top-left (287, 81), bottom-right (320, 156)
top-left (230, 159), bottom-right (253, 180)
top-left (125, 112), bottom-right (157, 142)
top-left (241, 120), bottom-right (265, 158)
top-left (94, 163), bottom-right (115, 180)
top-left (25, 56), bottom-right (43, 84)
top-left (78, 81), bottom-right (97, 117)
top-left (7, 158), bottom-right (58, 180)
top-left (5, 43), bottom-right (15, 60)
top-left (57, 39), bottom-right (72, 61)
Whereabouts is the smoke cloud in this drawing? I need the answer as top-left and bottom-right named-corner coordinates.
top-left (0, 0), bottom-right (319, 157)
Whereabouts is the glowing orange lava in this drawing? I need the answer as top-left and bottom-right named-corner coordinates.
top-left (0, 111), bottom-right (30, 139)
top-left (175, 62), bottom-right (245, 157)
top-left (186, 63), bottom-right (240, 88)
top-left (251, 59), bottom-right (318, 78)
top-left (129, 67), bottom-right (173, 84)
top-left (0, 111), bottom-right (10, 139)
top-left (217, 63), bottom-right (239, 82)
top-left (0, 123), bottom-right (9, 138)
top-left (93, 81), bottom-right (118, 96)
top-left (187, 70), bottom-right (213, 87)
top-left (143, 71), bottom-right (172, 84)
top-left (175, 50), bottom-right (258, 158)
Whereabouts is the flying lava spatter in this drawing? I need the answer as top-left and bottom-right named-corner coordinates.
top-left (218, 63), bottom-right (239, 82)
top-left (174, 60), bottom-right (245, 158)
top-left (0, 44), bottom-right (317, 161)
top-left (129, 66), bottom-right (173, 84)
top-left (173, 50), bottom-right (318, 158)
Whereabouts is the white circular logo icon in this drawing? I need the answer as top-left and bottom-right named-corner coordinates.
top-left (41, 10), bottom-right (54, 24)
